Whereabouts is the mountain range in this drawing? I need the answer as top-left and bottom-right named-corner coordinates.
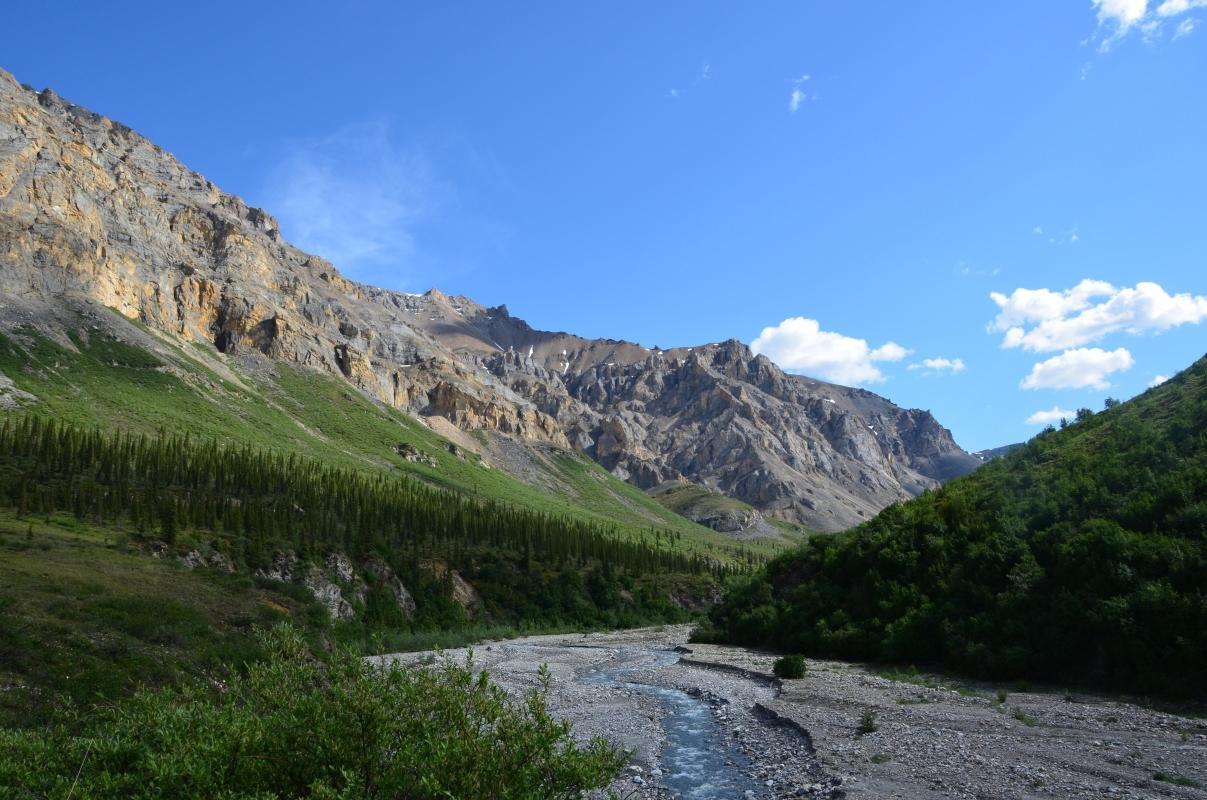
top-left (0, 67), bottom-right (979, 534)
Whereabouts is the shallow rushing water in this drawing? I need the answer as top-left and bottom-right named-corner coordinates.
top-left (580, 649), bottom-right (759, 799)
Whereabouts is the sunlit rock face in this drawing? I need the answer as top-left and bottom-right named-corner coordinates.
top-left (0, 68), bottom-right (978, 532)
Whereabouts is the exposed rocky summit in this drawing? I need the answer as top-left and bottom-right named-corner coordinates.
top-left (971, 443), bottom-right (1023, 462)
top-left (0, 67), bottom-right (978, 531)
top-left (391, 289), bottom-right (979, 528)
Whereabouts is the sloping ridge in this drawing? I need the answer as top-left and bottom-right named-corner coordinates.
top-left (711, 353), bottom-right (1207, 696)
top-left (0, 66), bottom-right (977, 532)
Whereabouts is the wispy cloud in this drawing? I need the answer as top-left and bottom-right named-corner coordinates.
top-left (751, 317), bottom-right (908, 385)
top-left (787, 74), bottom-right (812, 114)
top-left (909, 357), bottom-right (966, 375)
top-left (1089, 0), bottom-right (1206, 50)
top-left (666, 60), bottom-right (712, 101)
top-left (956, 260), bottom-right (1001, 278)
top-left (1032, 224), bottom-right (1079, 245)
top-left (264, 120), bottom-right (442, 280)
top-left (1026, 406), bottom-right (1076, 425)
top-left (1158, 0), bottom-right (1207, 16)
top-left (1149, 373), bottom-right (1170, 387)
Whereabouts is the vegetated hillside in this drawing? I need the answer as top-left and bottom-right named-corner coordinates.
top-left (706, 355), bottom-right (1207, 698)
top-left (0, 414), bottom-right (735, 725)
top-left (0, 323), bottom-right (779, 562)
top-left (0, 66), bottom-right (978, 534)
top-left (648, 481), bottom-right (806, 541)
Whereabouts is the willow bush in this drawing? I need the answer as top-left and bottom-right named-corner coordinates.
top-left (0, 626), bottom-right (626, 799)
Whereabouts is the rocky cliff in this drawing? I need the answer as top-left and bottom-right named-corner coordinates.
top-left (0, 67), bottom-right (978, 532)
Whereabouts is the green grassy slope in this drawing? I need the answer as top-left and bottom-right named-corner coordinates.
top-left (0, 323), bottom-right (770, 562)
top-left (706, 353), bottom-right (1207, 698)
top-left (0, 510), bottom-right (323, 726)
top-left (0, 412), bottom-right (726, 727)
top-left (651, 482), bottom-right (759, 518)
top-left (649, 482), bottom-right (808, 545)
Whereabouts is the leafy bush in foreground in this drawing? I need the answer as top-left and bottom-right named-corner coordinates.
top-left (773, 654), bottom-right (806, 679)
top-left (0, 626), bottom-right (626, 799)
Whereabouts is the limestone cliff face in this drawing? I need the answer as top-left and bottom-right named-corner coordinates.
top-left (0, 69), bottom-right (565, 447)
top-left (0, 67), bottom-right (978, 532)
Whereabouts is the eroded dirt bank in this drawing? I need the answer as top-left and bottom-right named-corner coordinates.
top-left (376, 627), bottom-right (1206, 799)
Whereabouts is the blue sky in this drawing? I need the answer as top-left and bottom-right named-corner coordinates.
top-left (6, 1), bottom-right (1207, 450)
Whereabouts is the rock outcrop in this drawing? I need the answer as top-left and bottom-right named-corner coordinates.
top-left (253, 549), bottom-right (418, 622)
top-left (0, 67), bottom-right (979, 532)
top-left (179, 547), bottom-right (236, 573)
top-left (364, 556), bottom-right (417, 621)
top-left (422, 560), bottom-right (483, 620)
top-left (0, 369), bottom-right (36, 409)
top-left (401, 291), bottom-right (980, 529)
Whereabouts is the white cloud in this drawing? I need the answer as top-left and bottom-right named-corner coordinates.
top-left (698, 62), bottom-right (712, 81)
top-left (909, 357), bottom-right (966, 374)
top-left (750, 317), bottom-right (909, 385)
top-left (264, 120), bottom-right (436, 276)
top-left (1020, 347), bottom-right (1134, 390)
top-left (1094, 0), bottom-right (1150, 28)
top-left (1174, 17), bottom-right (1198, 37)
top-left (788, 74), bottom-right (811, 113)
top-left (1149, 373), bottom-right (1170, 387)
top-left (1032, 225), bottom-right (1044, 235)
top-left (990, 279), bottom-right (1116, 331)
top-left (870, 342), bottom-right (910, 362)
top-left (990, 280), bottom-right (1207, 352)
top-left (1026, 406), bottom-right (1076, 425)
top-left (1090, 0), bottom-right (1205, 48)
top-left (667, 88), bottom-right (680, 99)
top-left (1157, 0), bottom-right (1207, 16)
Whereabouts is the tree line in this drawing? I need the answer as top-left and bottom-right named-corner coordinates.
top-left (0, 415), bottom-right (750, 633)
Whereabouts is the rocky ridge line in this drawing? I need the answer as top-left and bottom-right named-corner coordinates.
top-left (0, 67), bottom-right (978, 531)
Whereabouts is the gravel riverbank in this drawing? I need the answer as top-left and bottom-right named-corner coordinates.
top-left (375, 627), bottom-right (1206, 799)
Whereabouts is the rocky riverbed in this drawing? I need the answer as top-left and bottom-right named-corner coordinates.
top-left (376, 627), bottom-right (1207, 799)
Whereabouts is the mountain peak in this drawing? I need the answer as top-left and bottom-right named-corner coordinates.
top-left (0, 66), bottom-right (978, 532)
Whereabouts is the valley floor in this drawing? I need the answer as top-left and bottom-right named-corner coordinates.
top-left (378, 627), bottom-right (1207, 800)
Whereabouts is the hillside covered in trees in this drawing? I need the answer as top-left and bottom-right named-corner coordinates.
top-left (706, 354), bottom-right (1207, 698)
top-left (0, 415), bottom-right (740, 723)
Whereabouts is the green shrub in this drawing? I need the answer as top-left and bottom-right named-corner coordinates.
top-left (0, 625), bottom-right (626, 799)
top-left (1154, 771), bottom-right (1202, 788)
top-left (773, 654), bottom-right (806, 679)
top-left (856, 708), bottom-right (879, 736)
top-left (1011, 706), bottom-right (1038, 727)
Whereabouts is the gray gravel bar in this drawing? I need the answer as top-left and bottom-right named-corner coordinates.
top-left (375, 627), bottom-right (1207, 799)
